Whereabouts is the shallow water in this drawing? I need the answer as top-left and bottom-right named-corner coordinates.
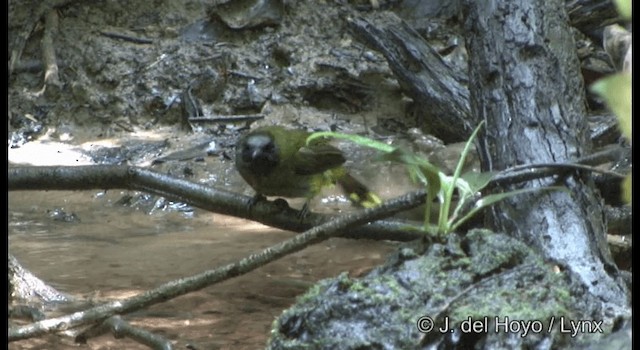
top-left (9, 189), bottom-right (397, 349)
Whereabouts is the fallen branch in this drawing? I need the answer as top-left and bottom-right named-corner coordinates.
top-left (98, 30), bottom-right (153, 44)
top-left (8, 165), bottom-right (425, 242)
top-left (75, 316), bottom-right (172, 349)
top-left (188, 114), bottom-right (265, 124)
top-left (40, 9), bottom-right (61, 92)
top-left (346, 13), bottom-right (473, 143)
top-left (9, 254), bottom-right (72, 303)
top-left (8, 189), bottom-right (428, 342)
top-left (9, 0), bottom-right (80, 79)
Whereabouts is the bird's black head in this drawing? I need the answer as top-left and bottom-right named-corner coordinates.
top-left (238, 132), bottom-right (280, 174)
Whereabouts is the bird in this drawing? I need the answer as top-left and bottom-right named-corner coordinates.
top-left (234, 126), bottom-right (381, 212)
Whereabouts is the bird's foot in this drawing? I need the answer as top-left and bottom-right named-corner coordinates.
top-left (350, 192), bottom-right (383, 208)
top-left (247, 194), bottom-right (268, 210)
top-left (297, 201), bottom-right (311, 221)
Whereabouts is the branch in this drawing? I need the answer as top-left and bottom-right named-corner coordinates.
top-left (75, 316), bottom-right (172, 349)
top-left (9, 254), bottom-right (72, 303)
top-left (40, 9), bottom-right (61, 92)
top-left (8, 165), bottom-right (425, 241)
top-left (346, 14), bottom-right (472, 143)
top-left (8, 189), bottom-right (427, 341)
top-left (9, 0), bottom-right (80, 79)
top-left (98, 30), bottom-right (153, 44)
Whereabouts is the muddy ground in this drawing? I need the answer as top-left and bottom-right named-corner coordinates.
top-left (9, 1), bottom-right (442, 349)
top-left (8, 0), bottom-right (415, 142)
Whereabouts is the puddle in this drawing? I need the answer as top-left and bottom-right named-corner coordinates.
top-left (9, 190), bottom-right (397, 349)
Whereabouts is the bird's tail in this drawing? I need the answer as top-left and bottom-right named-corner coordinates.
top-left (336, 172), bottom-right (382, 208)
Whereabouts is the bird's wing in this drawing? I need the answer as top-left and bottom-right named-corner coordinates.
top-left (294, 144), bottom-right (346, 175)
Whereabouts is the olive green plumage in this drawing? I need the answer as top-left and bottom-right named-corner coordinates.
top-left (235, 126), bottom-right (381, 208)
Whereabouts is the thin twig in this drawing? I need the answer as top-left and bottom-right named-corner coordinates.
top-left (9, 0), bottom-right (79, 79)
top-left (8, 165), bottom-right (426, 241)
top-left (75, 316), bottom-right (172, 349)
top-left (9, 59), bottom-right (67, 73)
top-left (491, 164), bottom-right (624, 188)
top-left (188, 114), bottom-right (265, 124)
top-left (8, 190), bottom-right (427, 342)
top-left (228, 70), bottom-right (262, 80)
top-left (98, 30), bottom-right (153, 44)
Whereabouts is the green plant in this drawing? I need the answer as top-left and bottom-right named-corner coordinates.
top-left (589, 0), bottom-right (631, 203)
top-left (307, 122), bottom-right (563, 238)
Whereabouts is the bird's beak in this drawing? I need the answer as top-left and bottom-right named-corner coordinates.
top-left (251, 148), bottom-right (262, 160)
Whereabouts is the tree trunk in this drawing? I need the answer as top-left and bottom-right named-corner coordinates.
top-left (464, 0), bottom-right (629, 317)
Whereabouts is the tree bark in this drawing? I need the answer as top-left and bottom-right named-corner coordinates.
top-left (464, 0), bottom-right (629, 317)
top-left (347, 14), bottom-right (473, 143)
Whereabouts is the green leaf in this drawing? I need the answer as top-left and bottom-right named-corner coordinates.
top-left (306, 132), bottom-right (395, 153)
top-left (379, 148), bottom-right (442, 228)
top-left (448, 186), bottom-right (567, 232)
top-left (590, 74), bottom-right (631, 139)
top-left (308, 131), bottom-right (443, 228)
top-left (461, 171), bottom-right (497, 192)
top-left (475, 186), bottom-right (567, 208)
top-left (438, 120), bottom-right (485, 234)
top-left (613, 0), bottom-right (631, 19)
top-left (622, 175), bottom-right (631, 204)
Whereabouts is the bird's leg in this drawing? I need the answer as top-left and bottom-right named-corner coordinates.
top-left (248, 194), bottom-right (293, 215)
top-left (298, 200), bottom-right (312, 221)
top-left (247, 193), bottom-right (268, 209)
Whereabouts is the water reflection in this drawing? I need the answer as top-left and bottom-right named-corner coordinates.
top-left (9, 190), bottom-right (396, 349)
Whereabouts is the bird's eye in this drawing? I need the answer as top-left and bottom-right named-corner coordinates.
top-left (264, 142), bottom-right (275, 152)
